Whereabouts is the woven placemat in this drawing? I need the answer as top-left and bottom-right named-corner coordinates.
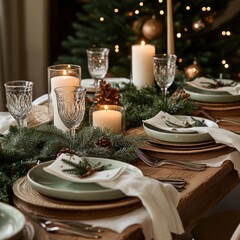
top-left (13, 177), bottom-right (142, 220)
top-left (140, 145), bottom-right (234, 162)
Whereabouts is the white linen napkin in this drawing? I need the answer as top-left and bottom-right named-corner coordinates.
top-left (0, 112), bottom-right (16, 134)
top-left (186, 77), bottom-right (240, 95)
top-left (99, 171), bottom-right (184, 240)
top-left (43, 153), bottom-right (128, 183)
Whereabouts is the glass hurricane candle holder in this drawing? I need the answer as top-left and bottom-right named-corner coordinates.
top-left (48, 64), bottom-right (81, 131)
top-left (89, 105), bottom-right (125, 134)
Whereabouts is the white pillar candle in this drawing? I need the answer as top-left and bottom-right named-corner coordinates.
top-left (51, 75), bottom-right (80, 131)
top-left (132, 41), bottom-right (156, 89)
top-left (167, 0), bottom-right (175, 54)
top-left (92, 105), bottom-right (122, 133)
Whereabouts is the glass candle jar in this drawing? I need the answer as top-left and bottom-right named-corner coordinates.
top-left (48, 64), bottom-right (81, 130)
top-left (89, 105), bottom-right (125, 134)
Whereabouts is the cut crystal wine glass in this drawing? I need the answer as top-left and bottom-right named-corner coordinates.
top-left (86, 48), bottom-right (109, 89)
top-left (153, 54), bottom-right (177, 100)
top-left (54, 86), bottom-right (86, 140)
top-left (4, 80), bottom-right (33, 127)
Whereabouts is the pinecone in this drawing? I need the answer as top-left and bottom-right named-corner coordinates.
top-left (57, 147), bottom-right (76, 157)
top-left (94, 80), bottom-right (121, 105)
top-left (94, 136), bottom-right (112, 149)
top-left (172, 90), bottom-right (190, 100)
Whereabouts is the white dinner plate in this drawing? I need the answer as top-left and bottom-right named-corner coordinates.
top-left (0, 202), bottom-right (25, 240)
top-left (27, 158), bottom-right (142, 201)
top-left (184, 85), bottom-right (240, 103)
top-left (143, 115), bottom-right (218, 143)
top-left (81, 77), bottom-right (130, 92)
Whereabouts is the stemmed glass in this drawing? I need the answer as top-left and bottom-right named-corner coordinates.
top-left (153, 54), bottom-right (177, 100)
top-left (86, 48), bottom-right (109, 89)
top-left (4, 80), bottom-right (33, 127)
top-left (54, 86), bottom-right (86, 140)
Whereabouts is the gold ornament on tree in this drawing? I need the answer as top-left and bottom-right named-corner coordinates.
top-left (132, 16), bottom-right (151, 34)
top-left (185, 59), bottom-right (202, 80)
top-left (142, 15), bottom-right (163, 40)
top-left (94, 80), bottom-right (121, 105)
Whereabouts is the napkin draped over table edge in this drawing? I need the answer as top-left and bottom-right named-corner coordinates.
top-left (99, 172), bottom-right (184, 240)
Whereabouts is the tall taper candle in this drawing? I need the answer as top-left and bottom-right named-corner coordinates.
top-left (167, 0), bottom-right (175, 54)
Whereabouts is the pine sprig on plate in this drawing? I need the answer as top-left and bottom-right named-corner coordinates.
top-left (61, 157), bottom-right (111, 178)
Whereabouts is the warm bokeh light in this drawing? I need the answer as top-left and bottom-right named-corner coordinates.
top-left (186, 6), bottom-right (190, 10)
top-left (135, 10), bottom-right (140, 14)
top-left (159, 10), bottom-right (164, 15)
top-left (114, 8), bottom-right (119, 13)
top-left (176, 33), bottom-right (181, 38)
top-left (100, 17), bottom-right (104, 21)
top-left (139, 2), bottom-right (144, 6)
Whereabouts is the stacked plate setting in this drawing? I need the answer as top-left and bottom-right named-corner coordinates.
top-left (184, 77), bottom-right (240, 103)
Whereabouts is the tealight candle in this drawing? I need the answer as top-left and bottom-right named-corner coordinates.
top-left (91, 105), bottom-right (124, 133)
top-left (48, 65), bottom-right (81, 131)
top-left (132, 41), bottom-right (156, 89)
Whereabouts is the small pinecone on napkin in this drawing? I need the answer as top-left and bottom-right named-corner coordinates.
top-left (94, 136), bottom-right (112, 149)
top-left (94, 80), bottom-right (121, 105)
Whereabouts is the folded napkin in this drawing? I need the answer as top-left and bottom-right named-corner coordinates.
top-left (100, 171), bottom-right (184, 240)
top-left (186, 77), bottom-right (240, 95)
top-left (44, 153), bottom-right (127, 183)
top-left (144, 111), bottom-right (240, 152)
top-left (143, 111), bottom-right (218, 133)
top-left (0, 112), bottom-right (16, 134)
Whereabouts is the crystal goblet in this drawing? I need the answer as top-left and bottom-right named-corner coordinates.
top-left (4, 80), bottom-right (33, 127)
top-left (54, 86), bottom-right (86, 140)
top-left (153, 54), bottom-right (177, 100)
top-left (86, 48), bottom-right (109, 89)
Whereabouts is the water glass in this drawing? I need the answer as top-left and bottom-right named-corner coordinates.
top-left (86, 48), bottom-right (109, 89)
top-left (54, 86), bottom-right (86, 140)
top-left (4, 80), bottom-right (33, 127)
top-left (48, 64), bottom-right (81, 130)
top-left (153, 54), bottom-right (177, 100)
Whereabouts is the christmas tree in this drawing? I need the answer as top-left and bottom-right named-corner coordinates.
top-left (56, 0), bottom-right (240, 81)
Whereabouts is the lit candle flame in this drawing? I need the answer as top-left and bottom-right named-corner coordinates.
top-left (104, 105), bottom-right (108, 111)
top-left (141, 40), bottom-right (145, 46)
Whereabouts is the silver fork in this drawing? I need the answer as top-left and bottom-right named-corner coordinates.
top-left (38, 219), bottom-right (101, 239)
top-left (136, 148), bottom-right (206, 171)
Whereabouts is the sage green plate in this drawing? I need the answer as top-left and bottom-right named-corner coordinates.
top-left (184, 85), bottom-right (240, 103)
top-left (0, 202), bottom-right (25, 240)
top-left (27, 158), bottom-right (142, 201)
top-left (143, 116), bottom-right (218, 143)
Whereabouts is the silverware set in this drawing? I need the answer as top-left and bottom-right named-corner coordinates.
top-left (32, 216), bottom-right (102, 239)
top-left (135, 148), bottom-right (207, 171)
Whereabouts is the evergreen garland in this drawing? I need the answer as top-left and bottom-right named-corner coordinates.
top-left (0, 125), bottom-right (145, 203)
top-left (0, 83), bottom-right (199, 203)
